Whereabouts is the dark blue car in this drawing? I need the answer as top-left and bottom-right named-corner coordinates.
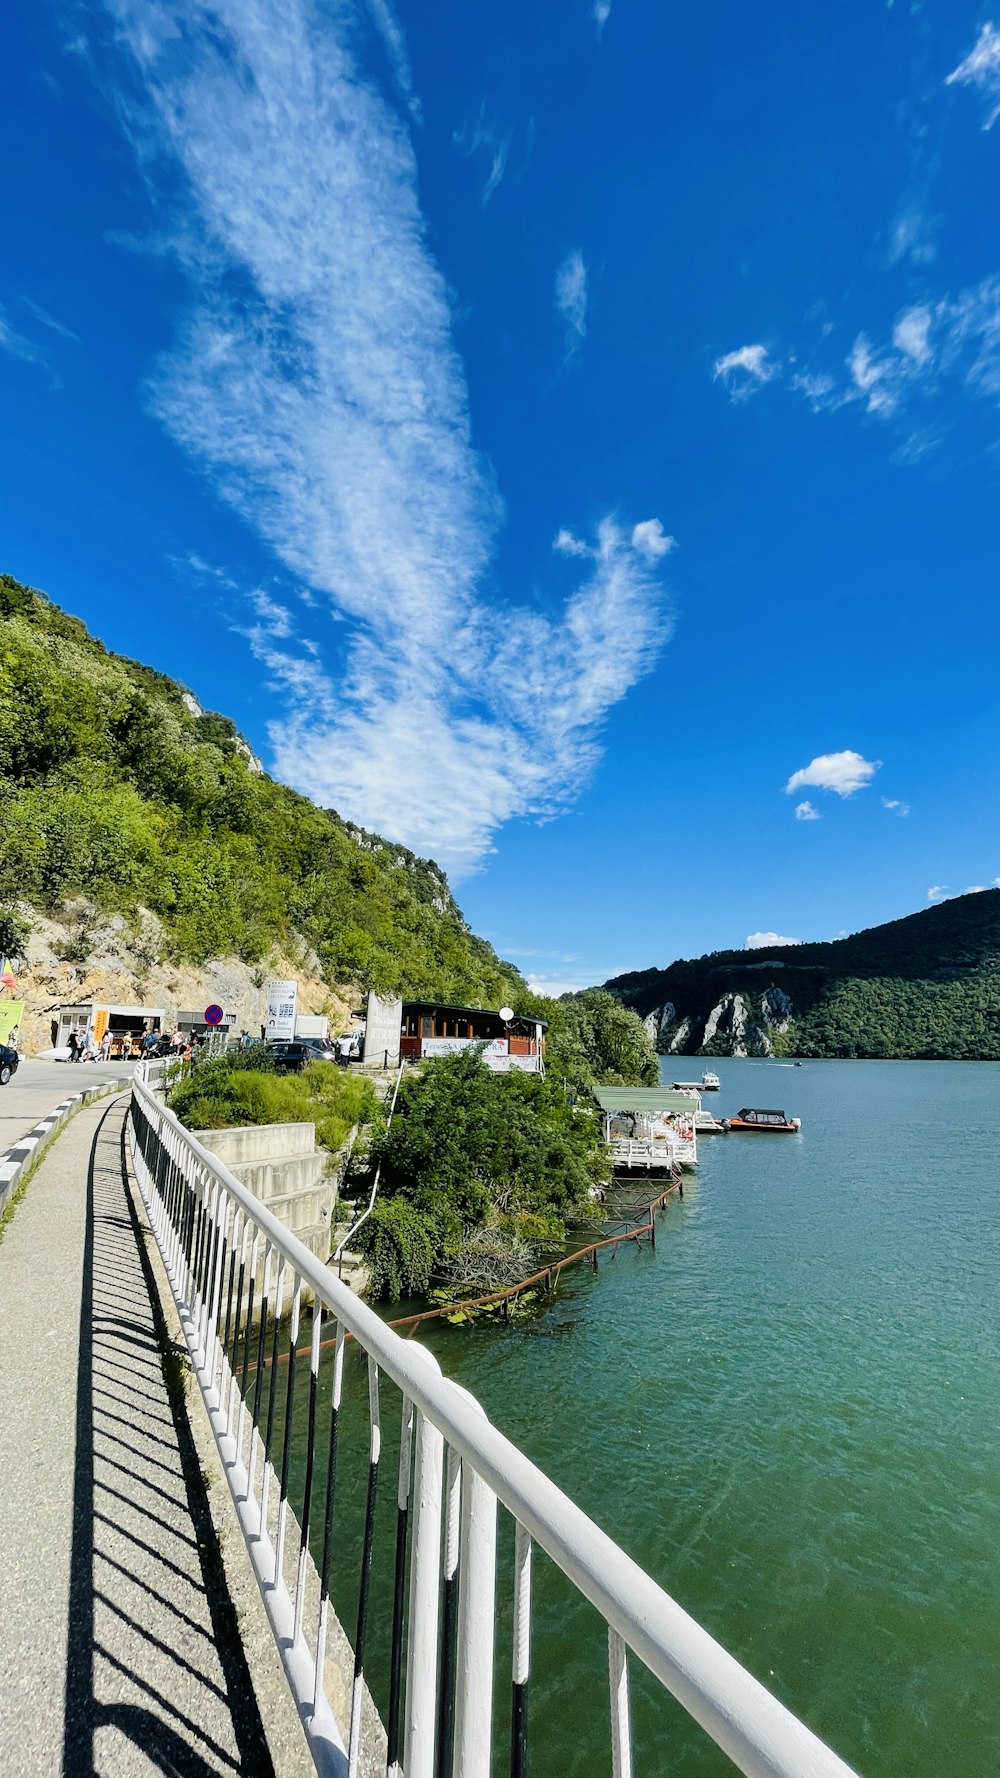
top-left (0, 1043), bottom-right (19, 1086)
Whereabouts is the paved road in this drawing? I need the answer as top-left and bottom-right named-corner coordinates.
top-left (0, 1093), bottom-right (277, 1777)
top-left (0, 1057), bottom-right (136, 1155)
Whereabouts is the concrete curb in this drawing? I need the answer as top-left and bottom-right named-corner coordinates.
top-left (0, 1075), bottom-right (131, 1220)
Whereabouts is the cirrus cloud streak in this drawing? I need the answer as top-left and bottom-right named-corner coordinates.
top-left (102, 0), bottom-right (672, 874)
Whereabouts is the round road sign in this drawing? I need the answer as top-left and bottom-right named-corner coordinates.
top-left (204, 1004), bottom-right (224, 1027)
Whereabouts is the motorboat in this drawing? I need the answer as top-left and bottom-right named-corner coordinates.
top-left (673, 1070), bottom-right (721, 1092)
top-left (694, 1109), bottom-right (727, 1134)
top-left (725, 1108), bottom-right (801, 1133)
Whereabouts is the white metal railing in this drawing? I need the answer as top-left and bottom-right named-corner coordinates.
top-left (127, 1065), bottom-right (861, 1778)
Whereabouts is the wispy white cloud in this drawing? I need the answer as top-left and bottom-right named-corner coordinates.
top-left (785, 750), bottom-right (880, 798)
top-left (593, 0), bottom-right (612, 35)
top-left (789, 369), bottom-right (836, 412)
top-left (102, 0), bottom-right (671, 876)
top-left (555, 249), bottom-right (588, 357)
top-left (794, 799), bottom-right (821, 821)
top-left (886, 202), bottom-right (937, 269)
top-left (745, 931), bottom-right (802, 949)
top-left (712, 343), bottom-right (779, 400)
top-left (0, 306), bottom-right (48, 369)
top-left (946, 22), bottom-right (1000, 129)
top-left (882, 796), bottom-right (910, 817)
top-left (787, 277), bottom-right (1000, 435)
top-left (366, 0), bottom-right (419, 117)
top-left (927, 884), bottom-right (950, 902)
top-left (20, 297), bottom-right (81, 343)
top-left (453, 106), bottom-right (512, 205)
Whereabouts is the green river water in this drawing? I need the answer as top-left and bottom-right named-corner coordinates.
top-left (283, 1059), bottom-right (1000, 1775)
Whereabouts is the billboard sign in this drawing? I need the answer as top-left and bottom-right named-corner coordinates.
top-left (265, 978), bottom-right (298, 1041)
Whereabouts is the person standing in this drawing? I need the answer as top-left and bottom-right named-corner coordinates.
top-left (99, 1029), bottom-right (112, 1062)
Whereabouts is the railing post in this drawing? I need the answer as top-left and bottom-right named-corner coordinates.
top-left (404, 1347), bottom-right (445, 1778)
top-left (452, 1387), bottom-right (498, 1778)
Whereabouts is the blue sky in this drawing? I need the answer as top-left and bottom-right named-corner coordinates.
top-left (3, 1), bottom-right (1000, 992)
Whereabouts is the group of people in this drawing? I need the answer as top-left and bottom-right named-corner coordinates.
top-left (66, 1027), bottom-right (115, 1063)
top-left (65, 1025), bottom-right (206, 1064)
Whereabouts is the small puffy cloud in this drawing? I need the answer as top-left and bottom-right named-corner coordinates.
top-left (927, 885), bottom-right (950, 902)
top-left (555, 250), bottom-right (588, 357)
top-left (882, 797), bottom-right (910, 817)
top-left (785, 750), bottom-right (880, 798)
top-left (746, 931), bottom-right (803, 949)
top-left (848, 335), bottom-right (898, 416)
top-left (553, 527), bottom-right (593, 558)
top-left (946, 23), bottom-right (1000, 129)
top-left (593, 0), bottom-right (611, 30)
top-left (795, 799), bottom-right (821, 821)
top-left (631, 518), bottom-right (675, 559)
top-left (713, 343), bottom-right (779, 400)
top-left (892, 306), bottom-right (933, 368)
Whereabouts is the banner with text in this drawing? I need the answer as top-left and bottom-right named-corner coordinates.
top-left (422, 1036), bottom-right (508, 1057)
top-left (265, 978), bottom-right (298, 1041)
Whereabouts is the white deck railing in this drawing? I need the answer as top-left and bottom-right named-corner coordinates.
top-left (127, 1065), bottom-right (861, 1778)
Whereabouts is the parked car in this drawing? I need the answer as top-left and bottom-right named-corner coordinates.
top-left (266, 1040), bottom-right (333, 1072)
top-left (0, 1042), bottom-right (19, 1086)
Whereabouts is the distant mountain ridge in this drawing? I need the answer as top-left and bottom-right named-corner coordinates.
top-left (604, 893), bottom-right (1000, 1059)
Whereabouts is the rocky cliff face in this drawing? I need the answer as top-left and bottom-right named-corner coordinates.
top-left (10, 901), bottom-right (352, 1055)
top-left (652, 984), bottom-right (797, 1057)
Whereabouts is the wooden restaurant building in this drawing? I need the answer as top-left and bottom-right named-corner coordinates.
top-left (363, 992), bottom-right (546, 1073)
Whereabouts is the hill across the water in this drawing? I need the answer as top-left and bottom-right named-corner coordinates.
top-left (603, 892), bottom-right (1000, 1059)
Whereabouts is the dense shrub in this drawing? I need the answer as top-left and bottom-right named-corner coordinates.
top-left (168, 1058), bottom-right (378, 1153)
top-left (355, 1047), bottom-right (605, 1298)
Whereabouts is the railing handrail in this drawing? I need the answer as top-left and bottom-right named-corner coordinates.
top-left (131, 1069), bottom-right (858, 1778)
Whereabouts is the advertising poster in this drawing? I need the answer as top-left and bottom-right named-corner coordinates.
top-left (265, 978), bottom-right (298, 1041)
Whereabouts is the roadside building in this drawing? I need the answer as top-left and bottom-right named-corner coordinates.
top-left (176, 1008), bottom-right (239, 1041)
top-left (364, 992), bottom-right (546, 1073)
top-left (52, 1002), bottom-right (165, 1060)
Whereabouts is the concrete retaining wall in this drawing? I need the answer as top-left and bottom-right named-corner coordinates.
top-left (197, 1122), bottom-right (315, 1165)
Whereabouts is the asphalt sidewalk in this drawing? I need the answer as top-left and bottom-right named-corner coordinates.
top-left (0, 1092), bottom-right (280, 1778)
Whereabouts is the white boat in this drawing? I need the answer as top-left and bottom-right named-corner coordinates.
top-left (694, 1110), bottom-right (727, 1134)
top-left (673, 1070), bottom-right (721, 1093)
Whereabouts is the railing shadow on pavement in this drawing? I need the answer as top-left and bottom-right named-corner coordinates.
top-left (60, 1095), bottom-right (276, 1778)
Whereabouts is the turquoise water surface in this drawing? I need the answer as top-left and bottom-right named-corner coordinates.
top-left (291, 1059), bottom-right (1000, 1775)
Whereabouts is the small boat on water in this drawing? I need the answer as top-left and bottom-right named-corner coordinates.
top-left (725, 1107), bottom-right (801, 1133)
top-left (673, 1070), bottom-right (721, 1092)
top-left (694, 1110), bottom-right (727, 1134)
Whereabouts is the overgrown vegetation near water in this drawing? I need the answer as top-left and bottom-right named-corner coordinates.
top-left (606, 890), bottom-right (1000, 1059)
top-left (354, 990), bottom-right (658, 1300)
top-left (167, 1049), bottom-right (378, 1154)
top-left (0, 573), bottom-right (522, 1003)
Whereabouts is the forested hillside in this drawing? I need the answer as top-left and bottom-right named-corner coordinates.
top-left (605, 893), bottom-right (1000, 1059)
top-left (0, 573), bottom-right (521, 1004)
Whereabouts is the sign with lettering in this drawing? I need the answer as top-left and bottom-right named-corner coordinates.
top-left (265, 978), bottom-right (298, 1041)
top-left (422, 1036), bottom-right (508, 1057)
